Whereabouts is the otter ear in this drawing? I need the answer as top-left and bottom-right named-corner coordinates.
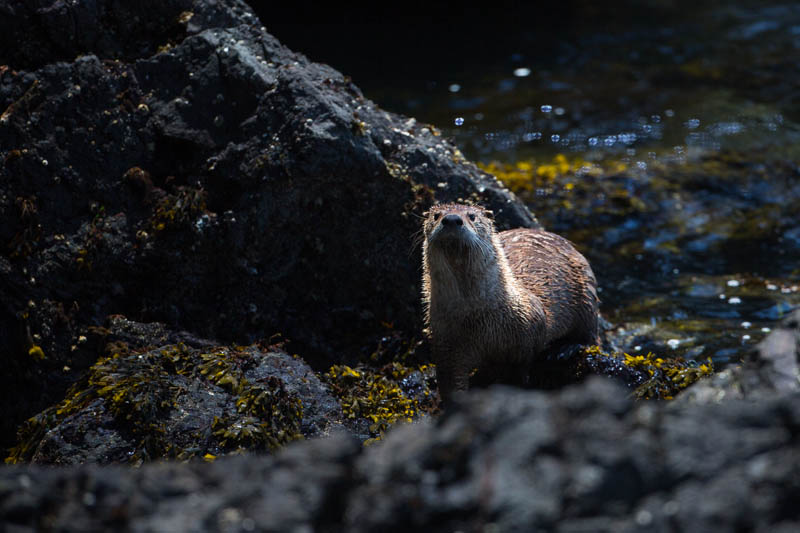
top-left (484, 209), bottom-right (495, 220)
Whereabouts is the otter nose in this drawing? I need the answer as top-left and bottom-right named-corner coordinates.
top-left (441, 214), bottom-right (463, 227)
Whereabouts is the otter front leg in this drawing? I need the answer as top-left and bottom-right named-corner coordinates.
top-left (433, 348), bottom-right (471, 405)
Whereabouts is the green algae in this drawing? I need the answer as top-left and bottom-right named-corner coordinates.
top-left (480, 154), bottom-right (629, 193)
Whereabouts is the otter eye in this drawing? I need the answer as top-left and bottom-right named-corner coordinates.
top-left (468, 213), bottom-right (476, 221)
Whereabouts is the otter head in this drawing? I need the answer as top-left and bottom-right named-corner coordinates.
top-left (422, 203), bottom-right (509, 321)
top-left (422, 203), bottom-right (500, 282)
top-left (423, 203), bottom-right (495, 254)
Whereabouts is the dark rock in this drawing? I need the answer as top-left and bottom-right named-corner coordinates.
top-left (1, 434), bottom-right (362, 532)
top-left (0, 0), bottom-right (254, 71)
top-left (0, 0), bottom-right (534, 447)
top-left (251, 346), bottom-right (346, 439)
top-left (8, 318), bottom-right (343, 465)
top-left (3, 379), bottom-right (799, 532)
top-left (348, 379), bottom-right (800, 532)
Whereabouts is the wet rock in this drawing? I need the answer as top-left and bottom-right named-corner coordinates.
top-left (749, 310), bottom-right (800, 394)
top-left (677, 309), bottom-right (800, 404)
top-left (0, 0), bottom-right (533, 447)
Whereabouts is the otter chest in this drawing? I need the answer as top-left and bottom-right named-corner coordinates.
top-left (430, 302), bottom-right (535, 359)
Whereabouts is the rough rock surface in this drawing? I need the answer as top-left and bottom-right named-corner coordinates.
top-left (8, 316), bottom-right (344, 465)
top-left (3, 374), bottom-right (799, 532)
top-left (1, 435), bottom-right (363, 532)
top-left (0, 0), bottom-right (535, 447)
top-left (5, 306), bottom-right (798, 528)
top-left (348, 379), bottom-right (800, 533)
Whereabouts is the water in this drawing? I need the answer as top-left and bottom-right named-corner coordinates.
top-left (271, 2), bottom-right (800, 364)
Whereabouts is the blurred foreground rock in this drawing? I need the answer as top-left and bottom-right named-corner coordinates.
top-left (3, 375), bottom-right (799, 532)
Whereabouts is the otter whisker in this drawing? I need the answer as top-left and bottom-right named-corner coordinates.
top-left (409, 227), bottom-right (426, 258)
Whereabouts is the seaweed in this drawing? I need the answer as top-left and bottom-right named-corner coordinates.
top-left (583, 346), bottom-right (714, 400)
top-left (6, 343), bottom-right (303, 464)
top-left (322, 361), bottom-right (437, 444)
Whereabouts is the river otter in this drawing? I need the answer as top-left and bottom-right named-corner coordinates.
top-left (422, 203), bottom-right (599, 402)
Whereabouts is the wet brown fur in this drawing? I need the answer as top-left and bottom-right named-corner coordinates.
top-left (422, 203), bottom-right (599, 402)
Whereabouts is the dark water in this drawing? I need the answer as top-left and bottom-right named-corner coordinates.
top-left (268, 2), bottom-right (800, 364)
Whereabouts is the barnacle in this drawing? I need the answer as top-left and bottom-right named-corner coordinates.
top-left (149, 186), bottom-right (208, 233)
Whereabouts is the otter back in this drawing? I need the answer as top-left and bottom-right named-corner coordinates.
top-left (499, 228), bottom-right (599, 347)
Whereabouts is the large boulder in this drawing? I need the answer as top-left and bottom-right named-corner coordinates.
top-left (0, 0), bottom-right (535, 447)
